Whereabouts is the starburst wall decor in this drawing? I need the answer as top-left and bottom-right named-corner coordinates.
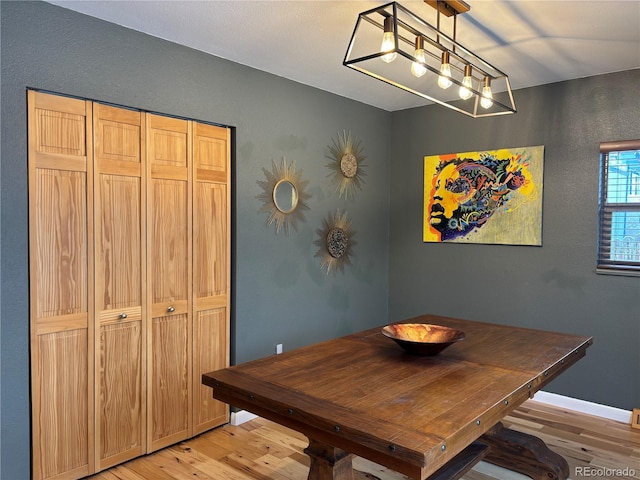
top-left (326, 131), bottom-right (367, 200)
top-left (256, 158), bottom-right (311, 235)
top-left (314, 209), bottom-right (356, 274)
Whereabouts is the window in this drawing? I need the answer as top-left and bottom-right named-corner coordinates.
top-left (597, 140), bottom-right (640, 275)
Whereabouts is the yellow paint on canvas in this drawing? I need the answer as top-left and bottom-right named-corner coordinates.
top-left (423, 146), bottom-right (544, 244)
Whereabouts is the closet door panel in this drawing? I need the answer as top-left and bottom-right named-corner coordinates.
top-left (37, 330), bottom-right (89, 479)
top-left (34, 169), bottom-right (88, 318)
top-left (151, 313), bottom-right (189, 442)
top-left (194, 122), bottom-right (228, 183)
top-left (93, 104), bottom-right (146, 469)
top-left (192, 123), bottom-right (230, 434)
top-left (28, 91), bottom-right (94, 480)
top-left (151, 179), bottom-right (189, 301)
top-left (96, 175), bottom-right (141, 309)
top-left (98, 322), bottom-right (143, 463)
top-left (193, 307), bottom-right (228, 432)
top-left (149, 180), bottom-right (190, 446)
top-left (147, 114), bottom-right (192, 451)
top-left (194, 181), bottom-right (228, 296)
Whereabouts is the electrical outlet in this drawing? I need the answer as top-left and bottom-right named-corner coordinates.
top-left (632, 409), bottom-right (640, 430)
top-left (275, 343), bottom-right (283, 355)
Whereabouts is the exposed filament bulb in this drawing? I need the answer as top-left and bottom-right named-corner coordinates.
top-left (438, 51), bottom-right (452, 89)
top-left (459, 64), bottom-right (474, 100)
top-left (380, 16), bottom-right (397, 63)
top-left (480, 76), bottom-right (493, 109)
top-left (411, 36), bottom-right (427, 77)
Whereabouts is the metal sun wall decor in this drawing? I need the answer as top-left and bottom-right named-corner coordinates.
top-left (314, 209), bottom-right (357, 274)
top-left (423, 145), bottom-right (544, 245)
top-left (326, 131), bottom-right (367, 199)
top-left (257, 158), bottom-right (311, 235)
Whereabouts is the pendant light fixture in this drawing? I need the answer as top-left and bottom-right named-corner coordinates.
top-left (343, 0), bottom-right (516, 118)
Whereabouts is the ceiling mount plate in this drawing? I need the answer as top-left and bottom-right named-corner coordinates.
top-left (425, 0), bottom-right (471, 17)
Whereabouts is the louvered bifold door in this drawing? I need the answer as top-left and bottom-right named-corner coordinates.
top-left (93, 103), bottom-right (147, 470)
top-left (192, 122), bottom-right (231, 434)
top-left (146, 113), bottom-right (193, 451)
top-left (28, 90), bottom-right (94, 480)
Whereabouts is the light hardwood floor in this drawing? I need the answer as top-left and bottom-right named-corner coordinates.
top-left (88, 400), bottom-right (640, 480)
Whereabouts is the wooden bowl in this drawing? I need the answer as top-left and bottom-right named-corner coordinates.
top-left (382, 323), bottom-right (465, 356)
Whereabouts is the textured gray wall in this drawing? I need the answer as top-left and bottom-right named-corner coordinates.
top-left (389, 70), bottom-right (640, 411)
top-left (1, 2), bottom-right (390, 478)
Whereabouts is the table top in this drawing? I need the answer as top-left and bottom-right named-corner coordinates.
top-left (202, 314), bottom-right (592, 479)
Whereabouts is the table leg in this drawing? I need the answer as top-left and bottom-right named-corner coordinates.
top-left (304, 438), bottom-right (355, 480)
top-left (480, 422), bottom-right (570, 480)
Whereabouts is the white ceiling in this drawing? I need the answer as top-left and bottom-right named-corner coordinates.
top-left (46, 0), bottom-right (640, 111)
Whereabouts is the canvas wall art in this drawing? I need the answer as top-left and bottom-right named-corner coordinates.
top-left (424, 145), bottom-right (544, 245)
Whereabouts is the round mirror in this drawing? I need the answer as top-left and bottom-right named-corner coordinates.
top-left (273, 180), bottom-right (298, 214)
top-left (257, 158), bottom-right (310, 235)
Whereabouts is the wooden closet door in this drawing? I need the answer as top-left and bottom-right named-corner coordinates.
top-left (28, 91), bottom-right (94, 480)
top-left (93, 103), bottom-right (146, 469)
top-left (192, 122), bottom-right (231, 434)
top-left (146, 114), bottom-right (193, 451)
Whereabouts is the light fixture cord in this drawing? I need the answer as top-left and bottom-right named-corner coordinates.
top-left (435, 1), bottom-right (457, 53)
top-left (452, 12), bottom-right (457, 54)
top-left (436, 0), bottom-right (441, 44)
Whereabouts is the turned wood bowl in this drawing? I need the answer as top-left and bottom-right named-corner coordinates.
top-left (382, 323), bottom-right (465, 356)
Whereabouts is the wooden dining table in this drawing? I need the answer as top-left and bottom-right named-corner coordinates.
top-left (202, 314), bottom-right (592, 480)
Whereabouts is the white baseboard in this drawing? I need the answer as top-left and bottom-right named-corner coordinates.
top-left (230, 410), bottom-right (258, 426)
top-left (532, 390), bottom-right (632, 424)
top-left (229, 391), bottom-right (633, 427)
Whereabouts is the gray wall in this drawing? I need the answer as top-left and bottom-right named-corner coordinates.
top-left (389, 69), bottom-right (640, 411)
top-left (1, 2), bottom-right (390, 478)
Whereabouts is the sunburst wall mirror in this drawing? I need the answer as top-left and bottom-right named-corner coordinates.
top-left (257, 158), bottom-right (311, 235)
top-left (326, 130), bottom-right (367, 200)
top-left (314, 209), bottom-right (356, 274)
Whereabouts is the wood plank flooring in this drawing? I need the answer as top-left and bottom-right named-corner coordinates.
top-left (87, 400), bottom-right (640, 480)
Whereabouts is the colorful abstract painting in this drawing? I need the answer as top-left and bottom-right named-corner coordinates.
top-left (424, 146), bottom-right (544, 245)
